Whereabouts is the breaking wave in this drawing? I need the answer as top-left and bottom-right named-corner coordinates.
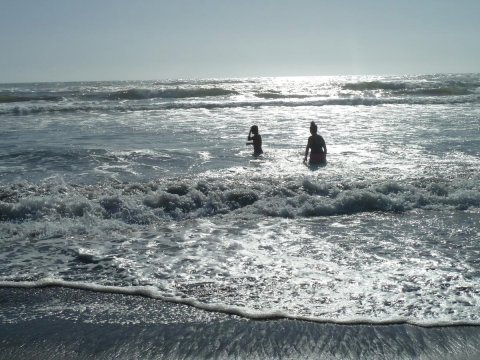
top-left (1, 176), bottom-right (479, 225)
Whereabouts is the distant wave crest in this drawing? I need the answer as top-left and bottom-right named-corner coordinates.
top-left (342, 81), bottom-right (408, 91)
top-left (98, 87), bottom-right (239, 101)
top-left (342, 80), bottom-right (477, 97)
top-left (254, 91), bottom-right (311, 99)
top-left (3, 95), bottom-right (479, 115)
top-left (0, 93), bottom-right (63, 103)
top-left (0, 87), bottom-right (239, 105)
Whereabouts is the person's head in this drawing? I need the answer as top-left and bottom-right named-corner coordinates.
top-left (310, 121), bottom-right (317, 135)
top-left (251, 125), bottom-right (259, 135)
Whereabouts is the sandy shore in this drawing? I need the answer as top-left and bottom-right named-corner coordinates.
top-left (1, 287), bottom-right (479, 359)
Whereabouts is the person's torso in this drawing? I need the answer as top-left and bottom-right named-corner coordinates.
top-left (253, 135), bottom-right (262, 153)
top-left (310, 135), bottom-right (324, 153)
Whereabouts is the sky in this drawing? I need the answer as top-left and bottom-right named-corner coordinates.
top-left (1, 0), bottom-right (479, 83)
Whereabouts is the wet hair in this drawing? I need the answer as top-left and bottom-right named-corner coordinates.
top-left (251, 125), bottom-right (259, 135)
top-left (310, 121), bottom-right (318, 134)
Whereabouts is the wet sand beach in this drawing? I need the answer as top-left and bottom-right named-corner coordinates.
top-left (1, 287), bottom-right (480, 360)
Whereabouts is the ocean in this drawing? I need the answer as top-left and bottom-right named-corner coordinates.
top-left (1, 74), bottom-right (479, 358)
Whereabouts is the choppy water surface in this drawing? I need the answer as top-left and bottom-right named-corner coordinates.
top-left (1, 74), bottom-right (479, 325)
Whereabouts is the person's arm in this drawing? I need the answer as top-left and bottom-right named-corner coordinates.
top-left (304, 138), bottom-right (310, 162)
top-left (246, 129), bottom-right (253, 145)
top-left (321, 137), bottom-right (327, 155)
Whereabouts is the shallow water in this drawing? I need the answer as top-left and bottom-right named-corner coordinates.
top-left (1, 74), bottom-right (479, 326)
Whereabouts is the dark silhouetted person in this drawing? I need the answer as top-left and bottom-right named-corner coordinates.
top-left (246, 125), bottom-right (263, 157)
top-left (304, 121), bottom-right (327, 165)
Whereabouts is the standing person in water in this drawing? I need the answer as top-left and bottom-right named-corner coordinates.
top-left (246, 125), bottom-right (263, 156)
top-left (304, 121), bottom-right (327, 165)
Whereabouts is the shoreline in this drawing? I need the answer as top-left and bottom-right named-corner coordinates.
top-left (2, 281), bottom-right (479, 328)
top-left (1, 287), bottom-right (480, 359)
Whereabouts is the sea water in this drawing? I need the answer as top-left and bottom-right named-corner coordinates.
top-left (0, 74), bottom-right (479, 326)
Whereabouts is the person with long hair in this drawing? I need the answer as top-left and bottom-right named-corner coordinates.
top-left (246, 125), bottom-right (263, 157)
top-left (304, 121), bottom-right (327, 165)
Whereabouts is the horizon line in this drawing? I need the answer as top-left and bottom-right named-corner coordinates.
top-left (1, 72), bottom-right (479, 85)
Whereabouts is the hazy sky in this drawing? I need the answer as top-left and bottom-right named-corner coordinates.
top-left (1, 0), bottom-right (479, 82)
